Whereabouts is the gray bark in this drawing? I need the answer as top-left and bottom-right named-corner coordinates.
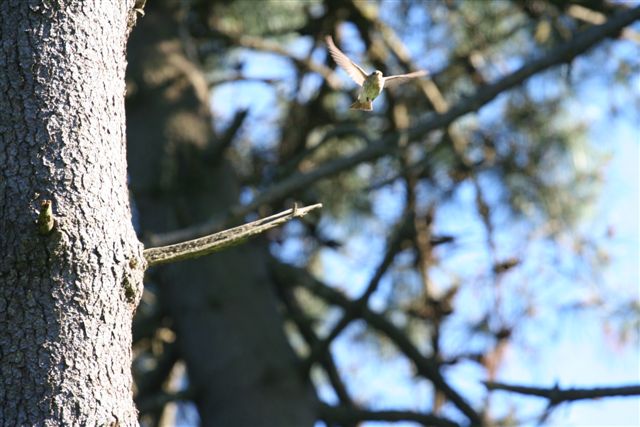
top-left (126, 1), bottom-right (316, 425)
top-left (0, 1), bottom-right (143, 425)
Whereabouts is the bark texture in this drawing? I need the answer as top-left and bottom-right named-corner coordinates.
top-left (126, 1), bottom-right (316, 425)
top-left (0, 1), bottom-right (143, 425)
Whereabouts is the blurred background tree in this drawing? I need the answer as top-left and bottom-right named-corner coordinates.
top-left (126, 0), bottom-right (640, 426)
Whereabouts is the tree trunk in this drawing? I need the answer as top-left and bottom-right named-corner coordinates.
top-left (126, 1), bottom-right (316, 425)
top-left (0, 1), bottom-right (143, 425)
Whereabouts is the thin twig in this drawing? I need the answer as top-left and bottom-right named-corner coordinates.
top-left (301, 210), bottom-right (412, 374)
top-left (318, 402), bottom-right (461, 427)
top-left (271, 268), bottom-right (355, 409)
top-left (484, 382), bottom-right (640, 403)
top-left (143, 203), bottom-right (322, 267)
top-left (215, 30), bottom-right (343, 90)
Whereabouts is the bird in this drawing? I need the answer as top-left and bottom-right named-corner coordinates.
top-left (325, 35), bottom-right (427, 111)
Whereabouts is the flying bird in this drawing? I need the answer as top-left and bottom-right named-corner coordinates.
top-left (325, 35), bottom-right (427, 111)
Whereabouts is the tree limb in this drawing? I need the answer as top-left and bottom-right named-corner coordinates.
top-left (143, 203), bottom-right (322, 267)
top-left (205, 108), bottom-right (249, 164)
top-left (484, 382), bottom-right (640, 403)
top-left (317, 402), bottom-right (461, 427)
top-left (272, 275), bottom-right (355, 410)
top-left (301, 210), bottom-right (412, 374)
top-left (273, 261), bottom-right (482, 425)
top-left (214, 29), bottom-right (344, 90)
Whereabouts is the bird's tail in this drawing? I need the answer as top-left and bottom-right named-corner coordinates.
top-left (350, 100), bottom-right (373, 111)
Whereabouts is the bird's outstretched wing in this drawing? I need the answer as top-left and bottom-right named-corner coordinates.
top-left (383, 70), bottom-right (427, 88)
top-left (325, 36), bottom-right (368, 87)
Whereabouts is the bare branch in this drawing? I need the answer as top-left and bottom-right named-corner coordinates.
top-left (318, 402), bottom-right (461, 427)
top-left (214, 30), bottom-right (343, 90)
top-left (301, 210), bottom-right (412, 374)
top-left (143, 203), bottom-right (322, 267)
top-left (205, 108), bottom-right (249, 163)
top-left (272, 275), bottom-right (355, 408)
top-left (484, 382), bottom-right (640, 403)
top-left (567, 5), bottom-right (640, 43)
top-left (207, 73), bottom-right (282, 86)
top-left (273, 261), bottom-right (482, 424)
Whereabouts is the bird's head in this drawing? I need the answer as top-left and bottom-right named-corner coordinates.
top-left (373, 70), bottom-right (384, 77)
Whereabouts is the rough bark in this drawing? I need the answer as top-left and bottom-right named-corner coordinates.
top-left (126, 1), bottom-right (316, 426)
top-left (0, 1), bottom-right (143, 425)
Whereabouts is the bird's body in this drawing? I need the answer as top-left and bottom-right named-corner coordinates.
top-left (326, 36), bottom-right (426, 111)
top-left (351, 70), bottom-right (384, 111)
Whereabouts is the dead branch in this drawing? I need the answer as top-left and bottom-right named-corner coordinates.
top-left (484, 382), bottom-right (640, 403)
top-left (143, 203), bottom-right (322, 267)
top-left (318, 402), bottom-right (461, 427)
